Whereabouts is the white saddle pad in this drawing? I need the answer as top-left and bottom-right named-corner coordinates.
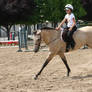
top-left (60, 28), bottom-right (64, 41)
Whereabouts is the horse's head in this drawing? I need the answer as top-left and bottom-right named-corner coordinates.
top-left (33, 30), bottom-right (41, 53)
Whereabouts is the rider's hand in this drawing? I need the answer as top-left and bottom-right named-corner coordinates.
top-left (56, 27), bottom-right (60, 31)
top-left (69, 27), bottom-right (72, 31)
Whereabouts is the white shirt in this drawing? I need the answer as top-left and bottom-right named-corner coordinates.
top-left (65, 13), bottom-right (75, 27)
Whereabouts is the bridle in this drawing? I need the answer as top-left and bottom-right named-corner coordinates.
top-left (34, 34), bottom-right (41, 46)
top-left (35, 29), bottom-right (59, 46)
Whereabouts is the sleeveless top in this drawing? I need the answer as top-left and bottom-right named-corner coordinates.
top-left (65, 13), bottom-right (76, 27)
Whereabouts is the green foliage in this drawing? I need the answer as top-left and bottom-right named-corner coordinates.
top-left (35, 0), bottom-right (65, 23)
top-left (29, 0), bottom-right (86, 24)
top-left (64, 0), bottom-right (86, 19)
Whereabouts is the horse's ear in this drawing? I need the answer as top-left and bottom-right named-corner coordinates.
top-left (37, 30), bottom-right (41, 35)
top-left (33, 30), bottom-right (37, 35)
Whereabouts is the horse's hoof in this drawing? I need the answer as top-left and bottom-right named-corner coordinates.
top-left (67, 69), bottom-right (71, 77)
top-left (34, 77), bottom-right (37, 80)
top-left (34, 75), bottom-right (38, 80)
top-left (67, 71), bottom-right (71, 77)
top-left (67, 74), bottom-right (69, 77)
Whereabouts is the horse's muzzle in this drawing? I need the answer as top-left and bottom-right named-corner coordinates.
top-left (34, 48), bottom-right (39, 53)
top-left (34, 44), bottom-right (40, 53)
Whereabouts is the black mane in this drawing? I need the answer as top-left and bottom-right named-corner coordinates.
top-left (41, 27), bottom-right (55, 30)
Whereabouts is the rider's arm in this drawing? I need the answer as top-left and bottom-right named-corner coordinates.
top-left (69, 18), bottom-right (76, 31)
top-left (56, 18), bottom-right (66, 30)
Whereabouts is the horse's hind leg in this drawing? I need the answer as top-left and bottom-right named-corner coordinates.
top-left (34, 53), bottom-right (54, 80)
top-left (59, 52), bottom-right (71, 77)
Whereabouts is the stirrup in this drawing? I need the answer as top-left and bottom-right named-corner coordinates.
top-left (66, 48), bottom-right (69, 52)
top-left (71, 42), bottom-right (75, 49)
top-left (66, 44), bottom-right (71, 52)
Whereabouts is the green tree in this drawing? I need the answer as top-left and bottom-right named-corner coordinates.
top-left (64, 0), bottom-right (86, 19)
top-left (35, 0), bottom-right (86, 24)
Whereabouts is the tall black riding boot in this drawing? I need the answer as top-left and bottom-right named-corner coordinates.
top-left (71, 39), bottom-right (75, 49)
top-left (66, 42), bottom-right (71, 52)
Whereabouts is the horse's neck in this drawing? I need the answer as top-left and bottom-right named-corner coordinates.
top-left (41, 30), bottom-right (60, 45)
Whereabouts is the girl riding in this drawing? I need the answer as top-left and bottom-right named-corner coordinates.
top-left (56, 4), bottom-right (77, 52)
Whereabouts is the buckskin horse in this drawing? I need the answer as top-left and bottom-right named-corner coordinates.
top-left (33, 26), bottom-right (92, 80)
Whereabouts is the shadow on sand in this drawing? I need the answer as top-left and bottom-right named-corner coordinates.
top-left (71, 74), bottom-right (92, 80)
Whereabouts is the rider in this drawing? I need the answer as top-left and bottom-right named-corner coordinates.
top-left (56, 4), bottom-right (77, 52)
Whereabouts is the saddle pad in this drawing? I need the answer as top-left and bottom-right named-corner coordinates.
top-left (60, 30), bottom-right (64, 41)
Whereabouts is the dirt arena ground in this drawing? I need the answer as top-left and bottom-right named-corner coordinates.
top-left (0, 47), bottom-right (92, 92)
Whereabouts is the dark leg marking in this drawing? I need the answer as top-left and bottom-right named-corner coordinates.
top-left (34, 60), bottom-right (49, 80)
top-left (59, 53), bottom-right (71, 77)
top-left (62, 58), bottom-right (71, 76)
top-left (34, 54), bottom-right (54, 80)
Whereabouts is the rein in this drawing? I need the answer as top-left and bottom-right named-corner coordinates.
top-left (36, 28), bottom-right (60, 45)
top-left (46, 37), bottom-right (59, 45)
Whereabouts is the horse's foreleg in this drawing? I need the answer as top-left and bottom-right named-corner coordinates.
top-left (59, 53), bottom-right (71, 77)
top-left (34, 53), bottom-right (54, 80)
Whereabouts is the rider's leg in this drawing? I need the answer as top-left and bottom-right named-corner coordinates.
top-left (69, 26), bottom-right (77, 49)
top-left (66, 42), bottom-right (71, 52)
top-left (65, 26), bottom-right (77, 51)
top-left (65, 28), bottom-right (71, 52)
